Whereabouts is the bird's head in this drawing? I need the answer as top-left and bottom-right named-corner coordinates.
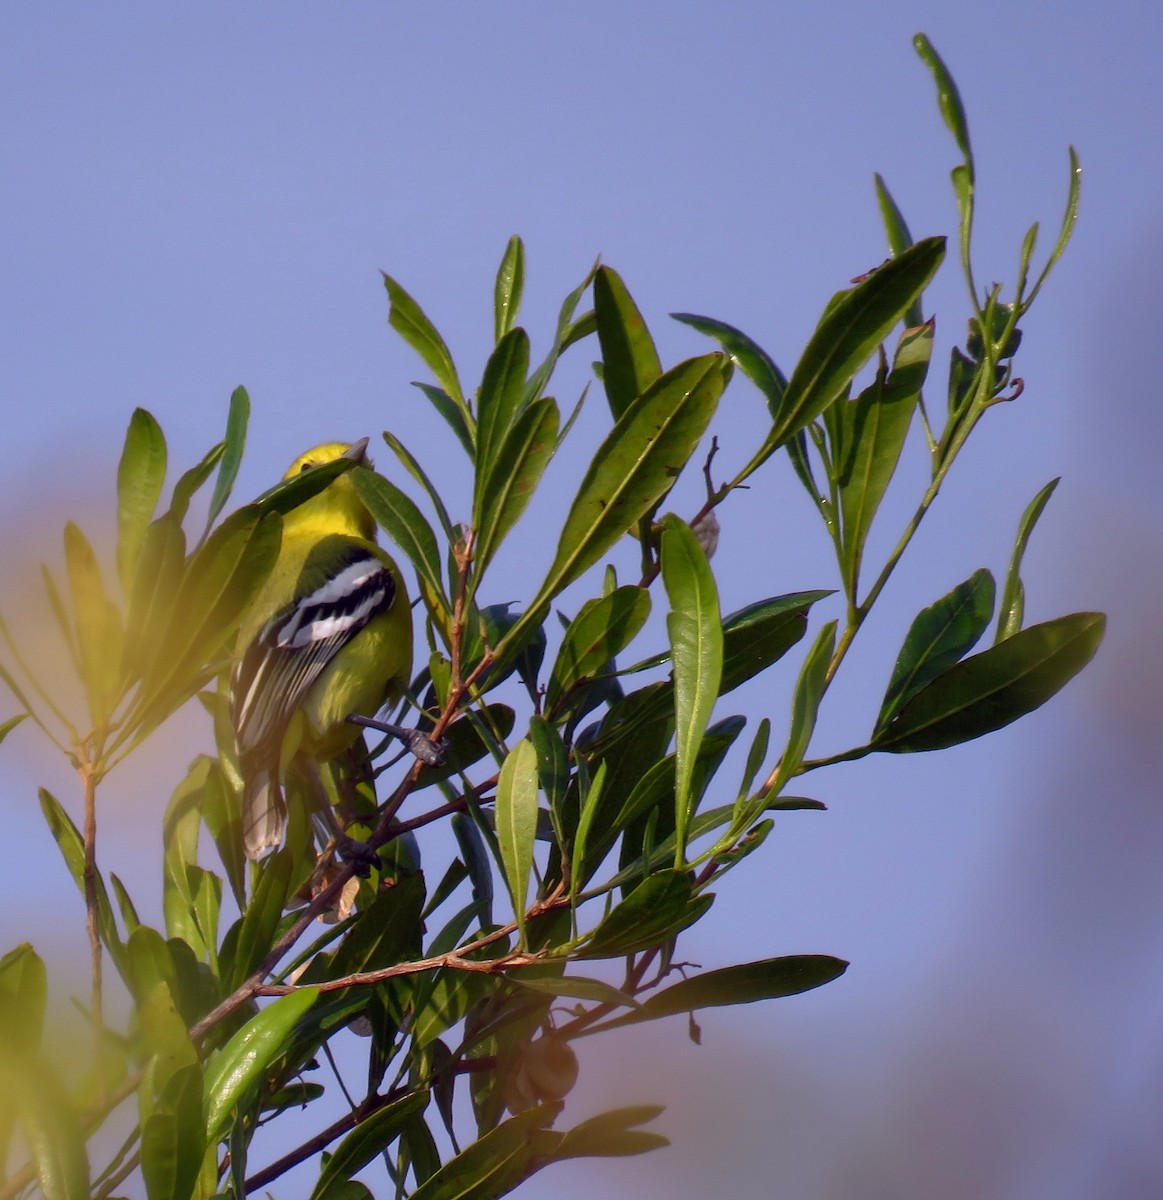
top-left (281, 438), bottom-right (376, 540)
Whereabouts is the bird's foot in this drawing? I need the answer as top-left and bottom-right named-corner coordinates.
top-left (348, 715), bottom-right (448, 767)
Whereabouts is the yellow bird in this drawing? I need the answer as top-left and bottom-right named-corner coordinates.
top-left (230, 439), bottom-right (413, 860)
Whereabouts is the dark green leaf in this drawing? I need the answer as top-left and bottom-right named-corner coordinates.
top-left (735, 237), bottom-right (945, 484)
top-left (876, 612), bottom-right (1105, 753)
top-left (547, 586), bottom-right (651, 713)
top-left (309, 1092), bottom-right (430, 1200)
top-left (660, 516), bottom-right (722, 863)
top-left (413, 704), bottom-right (515, 790)
top-left (510, 969), bottom-right (638, 1009)
top-left (551, 1106), bottom-right (669, 1161)
top-left (520, 353), bottom-right (728, 634)
top-left (528, 716), bottom-right (570, 845)
top-left (169, 442), bottom-right (224, 529)
top-left (406, 1104), bottom-right (560, 1200)
top-left (583, 870), bottom-right (711, 958)
top-left (873, 174), bottom-right (923, 327)
top-left (382, 273), bottom-right (467, 408)
top-left (382, 430), bottom-right (457, 542)
top-left (670, 311), bottom-right (787, 418)
top-left (140, 1063), bottom-right (204, 1200)
top-left (495, 740), bottom-right (540, 945)
top-left (838, 320), bottom-right (933, 594)
top-left (226, 851), bottom-right (293, 991)
top-left (351, 466), bottom-right (447, 620)
top-left (475, 327), bottom-right (530, 480)
top-left (597, 956), bottom-right (848, 1032)
top-left (720, 591), bottom-right (833, 694)
top-left (913, 34), bottom-right (973, 165)
top-left (205, 386), bottom-right (250, 535)
top-left (494, 235), bottom-right (525, 343)
top-left (413, 382), bottom-right (476, 461)
top-left (473, 396), bottom-right (560, 581)
top-left (875, 568), bottom-right (995, 735)
top-left (997, 478), bottom-right (1059, 643)
top-left (594, 266), bottom-right (662, 420)
top-left (116, 408), bottom-right (167, 594)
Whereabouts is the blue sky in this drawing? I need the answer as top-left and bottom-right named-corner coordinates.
top-left (3, 4), bottom-right (1162, 1197)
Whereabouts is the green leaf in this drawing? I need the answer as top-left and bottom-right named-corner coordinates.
top-left (116, 407), bottom-right (168, 594)
top-left (525, 259), bottom-right (598, 405)
top-left (494, 235), bottom-right (526, 343)
top-left (473, 395), bottom-right (560, 582)
top-left (495, 740), bottom-right (541, 946)
top-left (168, 442), bottom-right (224, 528)
top-left (913, 34), bottom-right (973, 164)
top-left (203, 986), bottom-right (320, 1144)
top-left (583, 869), bottom-right (711, 958)
top-left (873, 174), bottom-right (923, 328)
top-left (205, 386), bottom-right (250, 536)
top-left (382, 273), bottom-right (467, 410)
top-left (0, 711), bottom-right (27, 747)
top-left (837, 320), bottom-right (933, 593)
top-left (660, 516), bottom-right (722, 864)
top-left (509, 970), bottom-right (638, 1009)
top-left (546, 586), bottom-right (651, 714)
top-left (875, 569), bottom-right (995, 735)
top-left (0, 943), bottom-right (47, 1051)
top-left (64, 521), bottom-right (123, 726)
top-left (1028, 147), bottom-right (1082, 303)
top-left (309, 1092), bottom-right (430, 1200)
top-left (350, 466), bottom-right (447, 621)
top-left (996, 478), bottom-right (1059, 642)
top-left (719, 591), bottom-right (833, 694)
top-left (382, 430), bottom-right (458, 542)
top-left (226, 851), bottom-right (293, 991)
top-left (407, 1103), bottom-right (560, 1200)
top-left (734, 237), bottom-right (945, 484)
top-left (475, 327), bottom-right (530, 480)
top-left (551, 1106), bottom-right (669, 1161)
top-left (875, 612), bottom-right (1105, 753)
top-left (517, 353), bottom-right (728, 640)
top-left (593, 266), bottom-right (662, 420)
top-left (595, 956), bottom-right (848, 1032)
top-left (761, 620), bottom-right (836, 802)
top-left (413, 382), bottom-right (477, 461)
top-left (529, 716), bottom-right (570, 846)
top-left (1, 1053), bottom-right (90, 1200)
top-left (670, 311), bottom-right (787, 419)
top-left (140, 1063), bottom-right (205, 1200)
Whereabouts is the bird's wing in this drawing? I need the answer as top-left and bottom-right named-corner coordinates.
top-left (231, 543), bottom-right (396, 759)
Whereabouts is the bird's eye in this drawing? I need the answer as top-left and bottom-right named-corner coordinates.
top-left (299, 461), bottom-right (315, 473)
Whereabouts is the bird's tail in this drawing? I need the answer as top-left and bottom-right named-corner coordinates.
top-left (242, 764), bottom-right (287, 861)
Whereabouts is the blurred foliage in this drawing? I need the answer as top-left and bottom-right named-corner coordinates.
top-left (0, 37), bottom-right (1101, 1200)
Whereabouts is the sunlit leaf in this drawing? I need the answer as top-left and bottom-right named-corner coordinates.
top-left (309, 1092), bottom-right (430, 1200)
top-left (494, 235), bottom-right (526, 343)
top-left (583, 870), bottom-right (711, 958)
top-left (116, 407), bottom-right (167, 594)
top-left (204, 385), bottom-right (250, 536)
top-left (670, 311), bottom-right (787, 419)
top-left (719, 591), bottom-right (833, 694)
top-left (382, 273), bottom-right (467, 410)
top-left (660, 516), bottom-right (722, 863)
top-left (594, 266), bottom-right (662, 420)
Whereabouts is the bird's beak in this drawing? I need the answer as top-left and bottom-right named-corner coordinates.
top-left (342, 437), bottom-right (371, 466)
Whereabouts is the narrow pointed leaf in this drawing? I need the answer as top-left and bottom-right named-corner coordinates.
top-left (583, 869), bottom-right (711, 958)
top-left (594, 266), bottom-right (662, 419)
top-left (551, 1106), bottom-right (669, 1161)
top-left (735, 237), bottom-right (945, 484)
top-left (382, 273), bottom-right (467, 408)
top-left (475, 327), bottom-right (530, 484)
top-left (494, 235), bottom-right (526, 343)
top-left (204, 386), bottom-right (250, 535)
top-left (875, 568), bottom-right (995, 735)
top-left (351, 466), bottom-right (447, 619)
top-left (720, 591), bottom-right (833, 694)
top-left (519, 353), bottom-right (727, 638)
top-left (660, 517), bottom-right (721, 863)
top-left (413, 382), bottom-right (476, 460)
top-left (596, 956), bottom-right (848, 1033)
top-left (838, 320), bottom-right (933, 592)
top-left (0, 712), bottom-right (27, 747)
top-left (495, 739), bottom-right (540, 945)
top-left (116, 407), bottom-right (167, 594)
top-left (547, 586), bottom-right (651, 713)
top-left (763, 621), bottom-right (836, 801)
top-left (140, 1063), bottom-right (205, 1200)
top-left (914, 34), bottom-right (973, 165)
top-left (309, 1092), bottom-right (430, 1200)
top-left (996, 478), bottom-right (1059, 643)
top-left (876, 612), bottom-right (1105, 753)
top-left (474, 395), bottom-right (560, 580)
top-left (204, 986), bottom-right (320, 1144)
top-left (671, 311), bottom-right (787, 418)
